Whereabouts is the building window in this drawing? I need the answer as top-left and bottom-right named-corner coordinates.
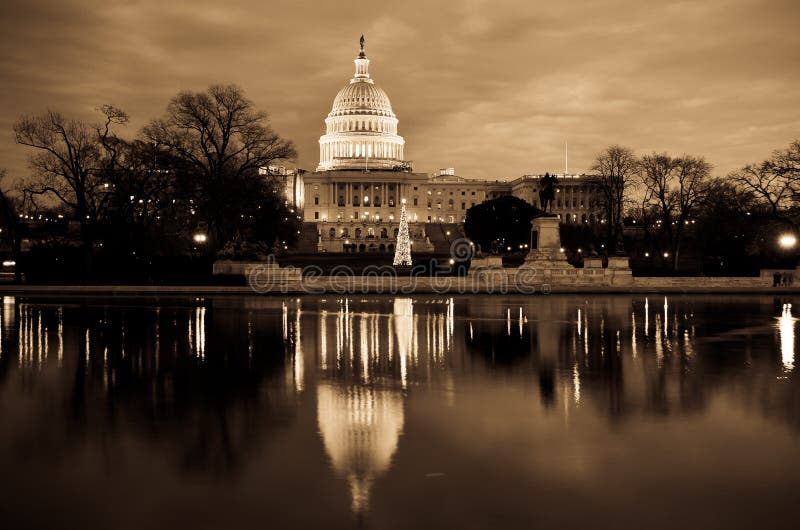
top-left (448, 199), bottom-right (454, 209)
top-left (471, 191), bottom-right (475, 195)
top-left (353, 196), bottom-right (360, 206)
top-left (314, 196), bottom-right (319, 205)
top-left (314, 211), bottom-right (319, 219)
top-left (374, 195), bottom-right (381, 206)
top-left (461, 191), bottom-right (465, 195)
top-left (461, 202), bottom-right (466, 210)
top-left (413, 197), bottom-right (418, 206)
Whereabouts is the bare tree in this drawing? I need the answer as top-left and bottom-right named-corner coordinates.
top-left (639, 152), bottom-right (712, 269)
top-left (142, 84), bottom-right (297, 252)
top-left (768, 139), bottom-right (800, 178)
top-left (96, 109), bottom-right (179, 255)
top-left (590, 145), bottom-right (638, 254)
top-left (731, 140), bottom-right (800, 228)
top-left (13, 106), bottom-right (128, 268)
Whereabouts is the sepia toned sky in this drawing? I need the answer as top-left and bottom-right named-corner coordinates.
top-left (0, 0), bottom-right (798, 181)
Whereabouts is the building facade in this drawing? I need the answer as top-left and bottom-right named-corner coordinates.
top-left (287, 39), bottom-right (603, 253)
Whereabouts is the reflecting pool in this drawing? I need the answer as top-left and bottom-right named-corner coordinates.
top-left (0, 294), bottom-right (798, 529)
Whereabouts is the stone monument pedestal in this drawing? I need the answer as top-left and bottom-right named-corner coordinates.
top-left (518, 215), bottom-right (576, 284)
top-left (521, 215), bottom-right (572, 268)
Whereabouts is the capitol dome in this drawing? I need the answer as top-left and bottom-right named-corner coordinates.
top-left (329, 82), bottom-right (395, 118)
top-left (317, 37), bottom-right (406, 171)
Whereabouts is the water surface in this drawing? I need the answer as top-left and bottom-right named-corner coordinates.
top-left (0, 294), bottom-right (798, 529)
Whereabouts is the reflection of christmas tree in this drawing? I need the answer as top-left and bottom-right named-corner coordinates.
top-left (393, 200), bottom-right (412, 266)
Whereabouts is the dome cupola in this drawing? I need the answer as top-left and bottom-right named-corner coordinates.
top-left (317, 36), bottom-right (406, 171)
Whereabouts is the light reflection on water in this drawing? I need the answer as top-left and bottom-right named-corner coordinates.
top-left (0, 294), bottom-right (799, 529)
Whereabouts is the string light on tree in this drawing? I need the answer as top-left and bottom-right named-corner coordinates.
top-left (393, 199), bottom-right (412, 266)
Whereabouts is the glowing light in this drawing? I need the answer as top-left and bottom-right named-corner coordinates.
top-left (193, 233), bottom-right (207, 243)
top-left (778, 303), bottom-right (795, 371)
top-left (393, 202), bottom-right (412, 266)
top-left (779, 234), bottom-right (797, 249)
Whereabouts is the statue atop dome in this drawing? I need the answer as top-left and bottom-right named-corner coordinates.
top-left (359, 34), bottom-right (366, 58)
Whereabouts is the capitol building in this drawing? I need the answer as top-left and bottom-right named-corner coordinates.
top-left (279, 38), bottom-right (602, 253)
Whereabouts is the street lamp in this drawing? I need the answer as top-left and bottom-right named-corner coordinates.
top-left (779, 234), bottom-right (797, 249)
top-left (193, 233), bottom-right (207, 244)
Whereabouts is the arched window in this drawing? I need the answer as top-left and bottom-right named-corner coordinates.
top-left (380, 228), bottom-right (388, 238)
top-left (355, 228), bottom-right (362, 238)
top-left (328, 228), bottom-right (335, 238)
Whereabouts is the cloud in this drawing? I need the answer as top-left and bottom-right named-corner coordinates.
top-left (1, 0), bottom-right (798, 182)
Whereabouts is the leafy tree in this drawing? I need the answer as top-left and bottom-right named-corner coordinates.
top-left (464, 196), bottom-right (542, 253)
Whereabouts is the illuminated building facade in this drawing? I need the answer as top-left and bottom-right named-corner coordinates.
top-left (288, 38), bottom-right (603, 253)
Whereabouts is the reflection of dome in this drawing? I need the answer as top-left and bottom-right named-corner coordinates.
top-left (317, 37), bottom-right (406, 171)
top-left (317, 383), bottom-right (404, 513)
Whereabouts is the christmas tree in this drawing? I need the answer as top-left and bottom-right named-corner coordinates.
top-left (393, 199), bottom-right (412, 266)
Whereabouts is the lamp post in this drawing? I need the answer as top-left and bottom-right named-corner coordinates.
top-left (192, 232), bottom-right (207, 259)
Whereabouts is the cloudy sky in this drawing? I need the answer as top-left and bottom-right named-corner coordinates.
top-left (1, 0), bottom-right (798, 181)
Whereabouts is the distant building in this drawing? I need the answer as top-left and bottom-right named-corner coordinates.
top-left (283, 39), bottom-right (603, 253)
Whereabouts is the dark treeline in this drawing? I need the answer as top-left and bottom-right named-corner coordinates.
top-left (465, 140), bottom-right (800, 275)
top-left (2, 84), bottom-right (299, 282)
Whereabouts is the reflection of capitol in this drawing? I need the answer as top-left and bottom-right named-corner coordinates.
top-left (2, 294), bottom-right (799, 517)
top-left (314, 298), bottom-right (454, 387)
top-left (313, 298), bottom-right (454, 514)
top-left (317, 383), bottom-right (403, 513)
